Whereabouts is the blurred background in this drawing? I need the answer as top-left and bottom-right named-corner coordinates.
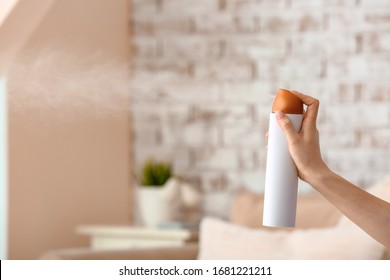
top-left (0, 0), bottom-right (389, 259)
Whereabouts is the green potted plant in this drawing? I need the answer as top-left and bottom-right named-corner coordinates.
top-left (136, 160), bottom-right (172, 227)
top-left (139, 160), bottom-right (172, 187)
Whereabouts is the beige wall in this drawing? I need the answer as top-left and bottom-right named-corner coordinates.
top-left (4, 0), bottom-right (132, 259)
top-left (0, 0), bottom-right (54, 74)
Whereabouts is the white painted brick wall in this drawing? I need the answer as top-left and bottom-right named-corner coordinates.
top-left (130, 0), bottom-right (390, 217)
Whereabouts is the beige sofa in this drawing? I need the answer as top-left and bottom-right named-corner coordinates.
top-left (42, 188), bottom-right (390, 260)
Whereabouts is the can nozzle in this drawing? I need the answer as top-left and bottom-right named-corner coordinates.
top-left (272, 89), bottom-right (303, 114)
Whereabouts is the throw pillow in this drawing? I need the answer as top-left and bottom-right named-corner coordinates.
top-left (198, 217), bottom-right (384, 259)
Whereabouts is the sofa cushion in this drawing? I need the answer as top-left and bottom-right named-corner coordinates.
top-left (230, 190), bottom-right (342, 229)
top-left (202, 178), bottom-right (390, 260)
top-left (198, 217), bottom-right (385, 260)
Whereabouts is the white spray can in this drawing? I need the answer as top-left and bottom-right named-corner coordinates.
top-left (263, 89), bottom-right (303, 227)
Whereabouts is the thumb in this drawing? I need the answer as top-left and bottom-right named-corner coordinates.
top-left (275, 110), bottom-right (299, 144)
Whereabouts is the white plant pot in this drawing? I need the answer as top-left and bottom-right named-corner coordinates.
top-left (137, 186), bottom-right (170, 227)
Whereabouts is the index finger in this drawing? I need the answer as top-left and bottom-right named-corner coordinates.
top-left (291, 90), bottom-right (319, 130)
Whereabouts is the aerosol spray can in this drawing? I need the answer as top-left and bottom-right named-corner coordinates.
top-left (263, 89), bottom-right (304, 227)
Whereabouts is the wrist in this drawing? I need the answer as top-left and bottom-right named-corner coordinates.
top-left (306, 164), bottom-right (334, 190)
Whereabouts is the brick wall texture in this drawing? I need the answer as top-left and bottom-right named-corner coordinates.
top-left (130, 0), bottom-right (390, 217)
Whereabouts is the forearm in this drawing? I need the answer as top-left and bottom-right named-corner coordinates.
top-left (308, 168), bottom-right (390, 248)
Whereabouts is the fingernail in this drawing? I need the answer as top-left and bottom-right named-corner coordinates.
top-left (275, 110), bottom-right (285, 119)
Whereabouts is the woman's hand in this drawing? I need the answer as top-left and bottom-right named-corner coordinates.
top-left (274, 90), bottom-right (329, 184)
